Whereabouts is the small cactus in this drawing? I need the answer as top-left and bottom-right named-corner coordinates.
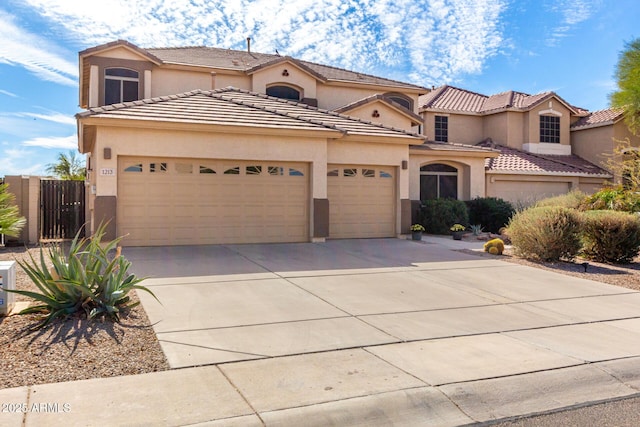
top-left (484, 238), bottom-right (505, 255)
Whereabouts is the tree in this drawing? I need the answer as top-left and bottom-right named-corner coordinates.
top-left (602, 138), bottom-right (640, 191)
top-left (610, 38), bottom-right (640, 135)
top-left (0, 183), bottom-right (26, 238)
top-left (46, 151), bottom-right (86, 180)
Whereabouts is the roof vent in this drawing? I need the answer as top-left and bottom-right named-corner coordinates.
top-left (246, 37), bottom-right (251, 53)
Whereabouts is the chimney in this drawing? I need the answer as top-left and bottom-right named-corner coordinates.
top-left (246, 37), bottom-right (251, 53)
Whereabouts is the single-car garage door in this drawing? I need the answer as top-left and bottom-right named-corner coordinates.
top-left (327, 165), bottom-right (396, 238)
top-left (117, 157), bottom-right (309, 246)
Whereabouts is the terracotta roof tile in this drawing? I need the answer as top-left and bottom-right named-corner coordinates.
top-left (571, 108), bottom-right (625, 130)
top-left (478, 141), bottom-right (610, 177)
top-left (420, 85), bottom-right (581, 115)
top-left (146, 46), bottom-right (426, 91)
top-left (77, 88), bottom-right (424, 141)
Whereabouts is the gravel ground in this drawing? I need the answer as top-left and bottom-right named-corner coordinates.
top-left (0, 245), bottom-right (169, 390)
top-left (1, 239), bottom-right (639, 391)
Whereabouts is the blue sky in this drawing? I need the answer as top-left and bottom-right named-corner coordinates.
top-left (0, 0), bottom-right (637, 177)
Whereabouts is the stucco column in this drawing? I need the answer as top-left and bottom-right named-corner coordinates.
top-left (89, 65), bottom-right (99, 108)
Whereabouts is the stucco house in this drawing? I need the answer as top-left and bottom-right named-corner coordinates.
top-left (418, 85), bottom-right (613, 205)
top-left (76, 40), bottom-right (498, 246)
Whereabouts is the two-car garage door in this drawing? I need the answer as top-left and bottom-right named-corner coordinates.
top-left (117, 157), bottom-right (309, 246)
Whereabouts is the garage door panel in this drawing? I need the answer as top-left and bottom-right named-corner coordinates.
top-left (328, 165), bottom-right (396, 239)
top-left (117, 158), bottom-right (309, 246)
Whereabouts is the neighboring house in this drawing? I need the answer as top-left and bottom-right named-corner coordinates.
top-left (79, 40), bottom-right (497, 246)
top-left (419, 85), bottom-right (612, 205)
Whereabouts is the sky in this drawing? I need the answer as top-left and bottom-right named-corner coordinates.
top-left (0, 0), bottom-right (637, 177)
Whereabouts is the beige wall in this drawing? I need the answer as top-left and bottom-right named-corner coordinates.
top-left (523, 100), bottom-right (572, 154)
top-left (485, 173), bottom-right (606, 206)
top-left (571, 125), bottom-right (614, 171)
top-left (251, 63), bottom-right (317, 99)
top-left (346, 102), bottom-right (416, 132)
top-left (3, 176), bottom-right (41, 244)
top-left (421, 112), bottom-right (483, 145)
top-left (216, 73), bottom-right (251, 90)
top-left (483, 113), bottom-right (509, 146)
top-left (151, 68), bottom-right (212, 96)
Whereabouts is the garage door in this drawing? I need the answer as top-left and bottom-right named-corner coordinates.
top-left (327, 165), bottom-right (396, 238)
top-left (117, 157), bottom-right (309, 246)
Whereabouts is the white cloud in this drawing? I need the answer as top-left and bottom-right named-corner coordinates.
top-left (20, 0), bottom-right (508, 86)
top-left (0, 89), bottom-right (17, 97)
top-left (22, 135), bottom-right (77, 149)
top-left (545, 0), bottom-right (600, 46)
top-left (0, 147), bottom-right (45, 176)
top-left (21, 112), bottom-right (76, 126)
top-left (0, 9), bottom-right (77, 86)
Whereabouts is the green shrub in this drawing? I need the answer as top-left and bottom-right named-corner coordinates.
top-left (465, 197), bottom-right (515, 233)
top-left (506, 206), bottom-right (582, 262)
top-left (4, 223), bottom-right (158, 327)
top-left (418, 199), bottom-right (469, 235)
top-left (580, 186), bottom-right (640, 212)
top-left (535, 190), bottom-right (587, 210)
top-left (581, 210), bottom-right (640, 264)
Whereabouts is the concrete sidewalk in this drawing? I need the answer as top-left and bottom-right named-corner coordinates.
top-left (3, 237), bottom-right (640, 426)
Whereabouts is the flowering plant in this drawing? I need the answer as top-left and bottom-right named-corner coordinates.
top-left (410, 224), bottom-right (425, 232)
top-left (450, 224), bottom-right (465, 232)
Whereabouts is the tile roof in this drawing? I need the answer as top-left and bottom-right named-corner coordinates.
top-left (77, 87), bottom-right (425, 141)
top-left (477, 141), bottom-right (610, 177)
top-left (419, 85), bottom-right (583, 115)
top-left (571, 108), bottom-right (625, 130)
top-left (143, 45), bottom-right (427, 91)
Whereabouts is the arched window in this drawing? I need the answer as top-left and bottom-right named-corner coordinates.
top-left (420, 163), bottom-right (458, 200)
top-left (105, 68), bottom-right (139, 105)
top-left (266, 85), bottom-right (300, 101)
top-left (384, 93), bottom-right (413, 111)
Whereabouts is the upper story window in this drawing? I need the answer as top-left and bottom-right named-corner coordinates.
top-left (540, 115), bottom-right (560, 143)
top-left (435, 115), bottom-right (448, 143)
top-left (266, 85), bottom-right (300, 101)
top-left (105, 68), bottom-right (139, 105)
top-left (385, 93), bottom-right (413, 111)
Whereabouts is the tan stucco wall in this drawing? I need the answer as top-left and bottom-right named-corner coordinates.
top-left (151, 68), bottom-right (212, 96)
top-left (571, 125), bottom-right (614, 171)
top-left (421, 112), bottom-right (483, 145)
top-left (251, 63), bottom-right (317, 99)
top-left (408, 153), bottom-right (487, 201)
top-left (93, 47), bottom-right (146, 61)
top-left (483, 113), bottom-right (509, 146)
top-left (484, 173), bottom-right (605, 206)
top-left (216, 74), bottom-right (251, 90)
top-left (316, 84), bottom-right (419, 113)
top-left (346, 102), bottom-right (416, 132)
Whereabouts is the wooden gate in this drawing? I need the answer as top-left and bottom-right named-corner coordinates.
top-left (40, 180), bottom-right (85, 240)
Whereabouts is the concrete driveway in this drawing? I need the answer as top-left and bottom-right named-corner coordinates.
top-left (121, 237), bottom-right (640, 426)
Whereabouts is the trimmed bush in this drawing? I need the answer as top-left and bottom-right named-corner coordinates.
top-left (483, 238), bottom-right (505, 255)
top-left (580, 186), bottom-right (640, 212)
top-left (465, 197), bottom-right (515, 233)
top-left (418, 199), bottom-right (469, 235)
top-left (581, 210), bottom-right (640, 264)
top-left (535, 190), bottom-right (587, 210)
top-left (506, 206), bottom-right (582, 262)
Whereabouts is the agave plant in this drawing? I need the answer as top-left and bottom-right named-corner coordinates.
top-left (6, 222), bottom-right (158, 327)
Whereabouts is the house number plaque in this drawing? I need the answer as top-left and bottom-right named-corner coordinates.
top-left (100, 168), bottom-right (116, 176)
